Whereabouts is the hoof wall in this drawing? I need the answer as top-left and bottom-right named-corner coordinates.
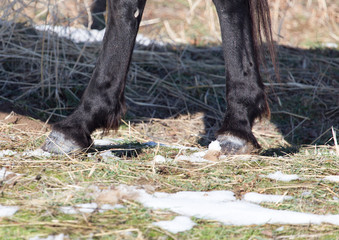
top-left (42, 131), bottom-right (83, 154)
top-left (217, 134), bottom-right (256, 155)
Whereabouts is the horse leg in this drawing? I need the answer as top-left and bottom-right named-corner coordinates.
top-left (90, 0), bottom-right (107, 30)
top-left (42, 0), bottom-right (147, 154)
top-left (212, 0), bottom-right (270, 154)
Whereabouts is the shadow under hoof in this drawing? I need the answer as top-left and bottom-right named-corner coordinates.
top-left (42, 131), bottom-right (84, 154)
top-left (91, 142), bottom-right (146, 158)
top-left (260, 146), bottom-right (300, 157)
top-left (217, 134), bottom-right (257, 155)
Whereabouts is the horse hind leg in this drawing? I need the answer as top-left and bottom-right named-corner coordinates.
top-left (212, 0), bottom-right (271, 154)
top-left (42, 0), bottom-right (147, 154)
top-left (90, 0), bottom-right (107, 30)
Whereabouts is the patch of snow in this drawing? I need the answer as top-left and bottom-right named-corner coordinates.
top-left (34, 25), bottom-right (162, 46)
top-left (322, 42), bottom-right (338, 48)
top-left (59, 206), bottom-right (77, 215)
top-left (192, 151), bottom-right (207, 157)
top-left (60, 203), bottom-right (97, 214)
top-left (99, 204), bottom-right (124, 213)
top-left (266, 171), bottom-right (299, 182)
top-left (153, 216), bottom-right (196, 234)
top-left (0, 167), bottom-right (21, 181)
top-left (35, 25), bottom-right (105, 43)
top-left (0, 204), bottom-right (19, 217)
top-left (243, 192), bottom-right (293, 204)
top-left (23, 149), bottom-right (51, 158)
top-left (29, 233), bottom-right (66, 240)
top-left (208, 140), bottom-right (221, 151)
top-left (60, 203), bottom-right (123, 214)
top-left (154, 155), bottom-right (167, 163)
top-left (135, 188), bottom-right (339, 226)
top-left (0, 150), bottom-right (17, 157)
top-left (301, 191), bottom-right (312, 196)
top-left (76, 203), bottom-right (98, 213)
top-left (99, 151), bottom-right (119, 160)
top-left (323, 176), bottom-right (339, 183)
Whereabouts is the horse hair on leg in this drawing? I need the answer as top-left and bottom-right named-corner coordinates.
top-left (42, 0), bottom-right (147, 154)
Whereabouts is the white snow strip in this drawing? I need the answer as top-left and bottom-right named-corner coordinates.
top-left (135, 188), bottom-right (339, 226)
top-left (243, 192), bottom-right (293, 204)
top-left (323, 176), bottom-right (339, 183)
top-left (208, 140), bottom-right (221, 151)
top-left (0, 150), bottom-right (17, 157)
top-left (153, 216), bottom-right (196, 234)
top-left (76, 202), bottom-right (98, 213)
top-left (0, 204), bottom-right (19, 217)
top-left (266, 171), bottom-right (299, 182)
top-left (99, 204), bottom-right (124, 213)
top-left (34, 25), bottom-right (162, 46)
top-left (29, 233), bottom-right (66, 240)
top-left (23, 149), bottom-right (51, 158)
top-left (35, 25), bottom-right (105, 43)
top-left (60, 203), bottom-right (123, 214)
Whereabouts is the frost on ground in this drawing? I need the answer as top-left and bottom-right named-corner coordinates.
top-left (153, 216), bottom-right (196, 234)
top-left (0, 204), bottom-right (19, 217)
top-left (323, 176), bottom-right (339, 183)
top-left (29, 233), bottom-right (67, 240)
top-left (266, 171), bottom-right (300, 182)
top-left (34, 25), bottom-right (161, 46)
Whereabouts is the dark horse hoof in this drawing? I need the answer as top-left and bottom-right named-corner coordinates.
top-left (216, 134), bottom-right (259, 155)
top-left (42, 131), bottom-right (84, 154)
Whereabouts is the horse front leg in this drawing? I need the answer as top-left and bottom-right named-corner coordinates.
top-left (212, 0), bottom-right (270, 154)
top-left (43, 0), bottom-right (147, 154)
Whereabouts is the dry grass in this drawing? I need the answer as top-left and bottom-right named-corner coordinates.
top-left (0, 0), bottom-right (338, 239)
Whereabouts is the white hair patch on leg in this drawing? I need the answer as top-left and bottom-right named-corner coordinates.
top-left (134, 8), bottom-right (140, 18)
